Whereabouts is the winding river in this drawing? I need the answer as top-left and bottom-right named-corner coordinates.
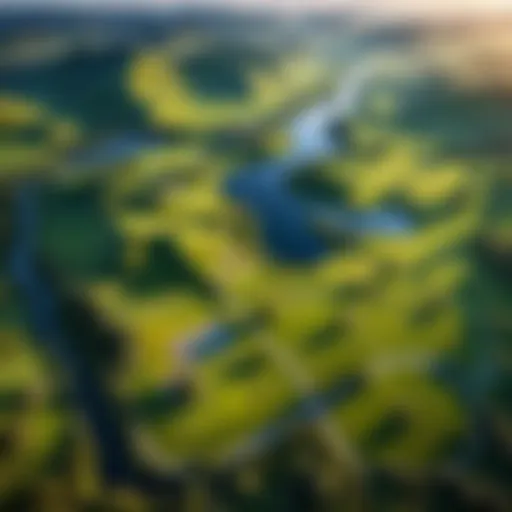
top-left (9, 181), bottom-right (185, 494)
top-left (8, 58), bottom-right (414, 488)
top-left (225, 59), bottom-right (413, 264)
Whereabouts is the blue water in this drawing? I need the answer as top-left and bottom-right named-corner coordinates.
top-left (225, 157), bottom-right (330, 263)
top-left (63, 131), bottom-right (164, 173)
top-left (225, 155), bottom-right (415, 265)
top-left (224, 103), bottom-right (414, 264)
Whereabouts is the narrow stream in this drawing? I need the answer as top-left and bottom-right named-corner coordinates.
top-left (8, 181), bottom-right (184, 495)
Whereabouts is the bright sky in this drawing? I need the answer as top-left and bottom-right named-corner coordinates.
top-left (2, 0), bottom-right (512, 19)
